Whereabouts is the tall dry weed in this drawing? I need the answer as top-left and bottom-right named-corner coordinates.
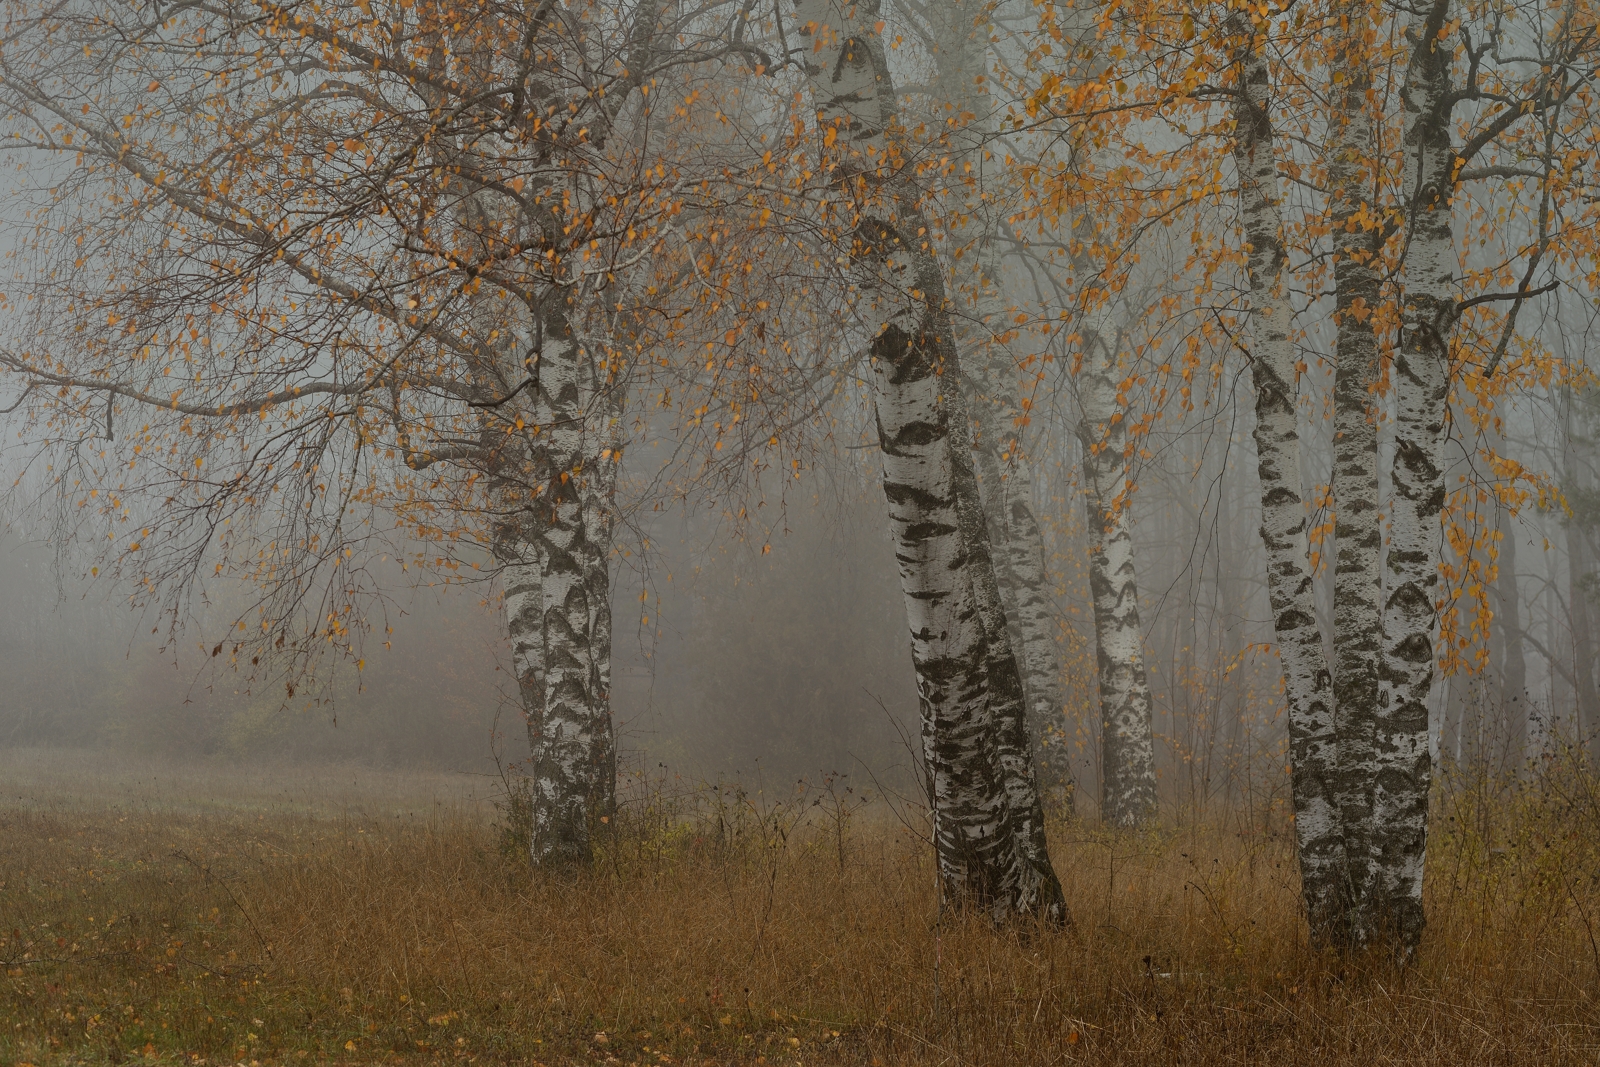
top-left (3, 749), bottom-right (1600, 1064)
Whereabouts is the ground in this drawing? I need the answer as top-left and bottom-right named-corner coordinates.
top-left (3, 747), bottom-right (1599, 1065)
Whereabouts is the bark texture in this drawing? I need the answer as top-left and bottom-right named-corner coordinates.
top-left (793, 0), bottom-right (1064, 920)
top-left (1372, 0), bottom-right (1454, 951)
top-left (1045, 13), bottom-right (1159, 828)
top-left (1079, 331), bottom-right (1158, 827)
top-left (930, 0), bottom-right (1074, 800)
top-left (1228, 15), bottom-right (1342, 933)
top-left (532, 302), bottom-right (601, 867)
top-left (946, 366), bottom-right (1068, 921)
top-left (501, 516), bottom-right (547, 767)
top-left (976, 440), bottom-right (1073, 794)
top-left (1326, 0), bottom-right (1384, 943)
top-left (583, 402), bottom-right (622, 824)
top-left (1002, 473), bottom-right (1074, 793)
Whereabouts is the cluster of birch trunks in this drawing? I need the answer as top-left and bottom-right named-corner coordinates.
top-left (494, 0), bottom-right (1572, 957)
top-left (1, 0), bottom-right (1594, 962)
top-left (498, 0), bottom-right (1476, 952)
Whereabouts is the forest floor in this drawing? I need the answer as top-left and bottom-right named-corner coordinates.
top-left (4, 746), bottom-right (1600, 1065)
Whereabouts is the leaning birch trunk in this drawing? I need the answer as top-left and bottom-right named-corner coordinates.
top-left (930, 0), bottom-right (1075, 805)
top-left (945, 360), bottom-right (1068, 921)
top-left (863, 251), bottom-right (1020, 914)
top-left (1325, 0), bottom-right (1385, 944)
top-left (532, 299), bottom-right (600, 867)
top-left (1372, 0), bottom-right (1455, 951)
top-left (1078, 330), bottom-right (1158, 827)
top-left (1227, 12), bottom-right (1343, 938)
top-left (793, 0), bottom-right (1063, 919)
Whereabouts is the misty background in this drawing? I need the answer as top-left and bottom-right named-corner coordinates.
top-left (0, 478), bottom-right (928, 791)
top-left (6, 371), bottom-right (1592, 808)
top-left (3, 363), bottom-right (1594, 814)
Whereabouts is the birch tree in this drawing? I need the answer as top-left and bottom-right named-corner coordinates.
top-left (1078, 333), bottom-right (1159, 827)
top-left (1226, 11), bottom-right (1341, 930)
top-left (0, 0), bottom-right (754, 866)
top-left (916, 0), bottom-right (1076, 800)
top-left (790, 0), bottom-right (1064, 920)
top-left (1013, 0), bottom-right (1600, 951)
top-left (998, 0), bottom-right (1162, 829)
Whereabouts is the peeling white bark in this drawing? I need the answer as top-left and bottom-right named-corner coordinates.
top-left (1227, 14), bottom-right (1342, 935)
top-left (582, 376), bottom-right (627, 823)
top-left (1374, 0), bottom-right (1455, 951)
top-left (503, 529), bottom-right (547, 766)
top-left (975, 441), bottom-right (1073, 795)
top-left (946, 358), bottom-right (1067, 921)
top-left (1079, 332), bottom-right (1158, 828)
top-left (793, 0), bottom-right (1062, 919)
top-left (532, 306), bottom-right (600, 867)
top-left (1016, 0), bottom-right (1159, 829)
top-left (1325, 0), bottom-right (1385, 944)
top-left (932, 0), bottom-right (1075, 824)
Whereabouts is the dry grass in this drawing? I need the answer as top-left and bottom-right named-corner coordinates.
top-left (4, 748), bottom-right (1600, 1065)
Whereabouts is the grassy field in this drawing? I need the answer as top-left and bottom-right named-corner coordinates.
top-left (4, 748), bottom-right (1600, 1065)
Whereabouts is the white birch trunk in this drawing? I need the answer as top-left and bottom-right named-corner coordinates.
top-left (793, 0), bottom-right (1063, 919)
top-left (1374, 0), bottom-right (1454, 950)
top-left (863, 242), bottom-right (1022, 914)
top-left (976, 441), bottom-right (1072, 795)
top-left (931, 0), bottom-right (1075, 806)
top-left (1003, 468), bottom-right (1074, 795)
top-left (582, 376), bottom-right (628, 824)
top-left (532, 303), bottom-right (600, 867)
top-left (1079, 332), bottom-right (1157, 827)
top-left (945, 362), bottom-right (1068, 920)
top-left (503, 526), bottom-right (547, 766)
top-left (1326, 0), bottom-right (1384, 943)
top-left (1030, 6), bottom-right (1159, 828)
top-left (1227, 14), bottom-right (1343, 935)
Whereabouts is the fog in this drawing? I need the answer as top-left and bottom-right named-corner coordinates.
top-left (0, 0), bottom-right (1595, 838)
top-left (6, 357), bottom-right (1596, 809)
top-left (3, 6), bottom-right (1600, 1061)
top-left (0, 484), bottom-right (926, 791)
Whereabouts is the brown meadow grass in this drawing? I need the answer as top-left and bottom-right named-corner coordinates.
top-left (3, 747), bottom-right (1600, 1065)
